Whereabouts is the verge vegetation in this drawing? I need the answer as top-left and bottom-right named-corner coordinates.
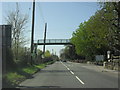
top-left (4, 61), bottom-right (55, 88)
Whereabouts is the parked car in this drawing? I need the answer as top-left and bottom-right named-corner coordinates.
top-left (62, 60), bottom-right (66, 62)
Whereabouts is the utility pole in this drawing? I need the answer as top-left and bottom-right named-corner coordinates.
top-left (43, 23), bottom-right (47, 55)
top-left (30, 0), bottom-right (35, 65)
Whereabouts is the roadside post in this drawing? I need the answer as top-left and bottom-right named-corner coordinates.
top-left (103, 62), bottom-right (106, 68)
top-left (107, 51), bottom-right (111, 60)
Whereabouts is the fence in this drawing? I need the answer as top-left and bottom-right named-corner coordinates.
top-left (104, 58), bottom-right (120, 71)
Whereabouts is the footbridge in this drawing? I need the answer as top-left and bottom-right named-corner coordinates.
top-left (34, 39), bottom-right (72, 45)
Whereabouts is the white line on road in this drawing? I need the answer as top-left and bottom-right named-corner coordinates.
top-left (70, 71), bottom-right (74, 75)
top-left (61, 61), bottom-right (68, 68)
top-left (65, 65), bottom-right (67, 68)
top-left (75, 76), bottom-right (85, 85)
top-left (67, 68), bottom-right (70, 70)
top-left (61, 61), bottom-right (85, 85)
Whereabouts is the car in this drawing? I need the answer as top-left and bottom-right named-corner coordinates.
top-left (62, 60), bottom-right (66, 62)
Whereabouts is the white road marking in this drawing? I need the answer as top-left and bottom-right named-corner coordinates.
top-left (64, 65), bottom-right (67, 67)
top-left (61, 61), bottom-right (68, 68)
top-left (75, 76), bottom-right (85, 85)
top-left (70, 71), bottom-right (74, 75)
top-left (61, 61), bottom-right (85, 85)
top-left (67, 68), bottom-right (70, 70)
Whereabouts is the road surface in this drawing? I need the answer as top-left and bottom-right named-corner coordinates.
top-left (18, 61), bottom-right (118, 89)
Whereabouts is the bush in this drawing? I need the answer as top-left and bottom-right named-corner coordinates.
top-left (6, 48), bottom-right (16, 71)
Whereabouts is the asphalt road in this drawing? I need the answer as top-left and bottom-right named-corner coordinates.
top-left (18, 61), bottom-right (118, 89)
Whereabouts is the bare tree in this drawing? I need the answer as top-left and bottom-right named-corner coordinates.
top-left (5, 3), bottom-right (29, 61)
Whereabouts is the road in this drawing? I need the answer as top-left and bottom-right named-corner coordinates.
top-left (18, 61), bottom-right (118, 89)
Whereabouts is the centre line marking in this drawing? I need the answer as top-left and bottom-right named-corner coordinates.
top-left (61, 61), bottom-right (85, 85)
top-left (67, 68), bottom-right (70, 70)
top-left (70, 71), bottom-right (74, 75)
top-left (75, 76), bottom-right (85, 85)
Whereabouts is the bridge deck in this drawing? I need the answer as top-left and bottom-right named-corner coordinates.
top-left (34, 39), bottom-right (72, 45)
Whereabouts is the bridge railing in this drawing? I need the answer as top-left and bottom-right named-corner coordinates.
top-left (34, 39), bottom-right (70, 44)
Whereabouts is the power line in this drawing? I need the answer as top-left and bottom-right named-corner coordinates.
top-left (28, 3), bottom-right (32, 17)
top-left (73, 2), bottom-right (100, 8)
top-left (37, 2), bottom-right (46, 23)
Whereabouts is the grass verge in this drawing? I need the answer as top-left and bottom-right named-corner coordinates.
top-left (4, 60), bottom-right (55, 88)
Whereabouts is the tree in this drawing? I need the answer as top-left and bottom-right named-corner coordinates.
top-left (44, 50), bottom-right (51, 58)
top-left (71, 21), bottom-right (97, 60)
top-left (71, 2), bottom-right (120, 61)
top-left (51, 54), bottom-right (59, 61)
top-left (100, 2), bottom-right (120, 54)
top-left (35, 49), bottom-right (43, 64)
top-left (5, 3), bottom-right (29, 62)
top-left (37, 49), bottom-right (43, 56)
top-left (71, 2), bottom-right (118, 61)
top-left (60, 45), bottom-right (85, 60)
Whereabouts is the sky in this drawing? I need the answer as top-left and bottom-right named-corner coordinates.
top-left (1, 1), bottom-right (100, 56)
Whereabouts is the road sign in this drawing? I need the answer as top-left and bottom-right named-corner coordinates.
top-left (95, 55), bottom-right (104, 61)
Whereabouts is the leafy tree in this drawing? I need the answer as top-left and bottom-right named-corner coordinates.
top-left (71, 2), bottom-right (120, 61)
top-left (71, 22), bottom-right (95, 60)
top-left (35, 49), bottom-right (43, 64)
top-left (100, 2), bottom-right (120, 54)
top-left (37, 49), bottom-right (43, 56)
top-left (51, 54), bottom-right (59, 61)
top-left (60, 45), bottom-right (85, 60)
top-left (44, 50), bottom-right (51, 58)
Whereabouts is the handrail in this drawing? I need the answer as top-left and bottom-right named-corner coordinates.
top-left (34, 39), bottom-right (70, 44)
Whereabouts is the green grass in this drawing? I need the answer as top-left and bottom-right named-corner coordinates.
top-left (5, 72), bottom-right (25, 85)
top-left (35, 61), bottom-right (55, 69)
top-left (46, 60), bottom-right (55, 65)
top-left (4, 61), bottom-right (55, 87)
top-left (22, 66), bottom-right (38, 74)
top-left (6, 72), bottom-right (24, 80)
top-left (35, 64), bottom-right (46, 69)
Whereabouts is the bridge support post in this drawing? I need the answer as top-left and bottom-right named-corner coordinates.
top-left (43, 23), bottom-right (47, 55)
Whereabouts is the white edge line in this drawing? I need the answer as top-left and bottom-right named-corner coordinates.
top-left (75, 76), bottom-right (85, 85)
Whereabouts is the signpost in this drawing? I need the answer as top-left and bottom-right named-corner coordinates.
top-left (107, 51), bottom-right (110, 59)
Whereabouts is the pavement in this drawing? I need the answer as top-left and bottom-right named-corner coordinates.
top-left (18, 61), bottom-right (119, 89)
top-left (69, 62), bottom-right (119, 74)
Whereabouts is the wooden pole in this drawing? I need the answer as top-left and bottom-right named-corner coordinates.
top-left (43, 23), bottom-right (47, 56)
top-left (30, 0), bottom-right (35, 65)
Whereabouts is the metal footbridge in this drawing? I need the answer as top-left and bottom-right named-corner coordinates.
top-left (34, 39), bottom-right (72, 45)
